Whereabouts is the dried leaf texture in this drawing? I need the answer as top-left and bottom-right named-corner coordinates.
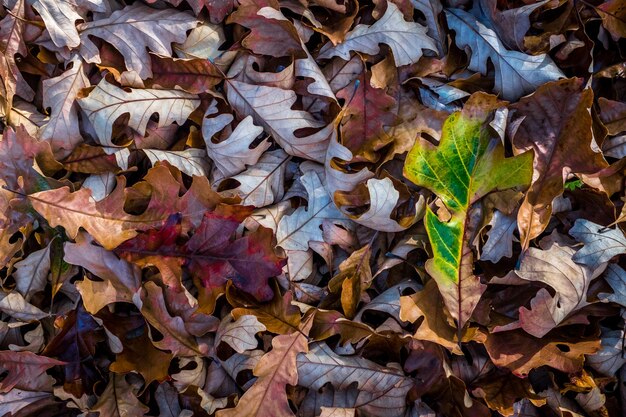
top-left (0, 0), bottom-right (625, 416)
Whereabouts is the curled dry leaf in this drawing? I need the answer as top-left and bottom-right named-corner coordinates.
top-left (216, 317), bottom-right (312, 417)
top-left (445, 7), bottom-right (564, 100)
top-left (2, 0), bottom-right (626, 415)
top-left (78, 78), bottom-right (200, 147)
top-left (319, 2), bottom-right (437, 66)
top-left (297, 342), bottom-right (414, 416)
top-left (77, 3), bottom-right (197, 79)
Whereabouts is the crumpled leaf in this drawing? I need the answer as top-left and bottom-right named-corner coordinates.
top-left (512, 234), bottom-right (603, 338)
top-left (202, 103), bottom-right (269, 178)
top-left (77, 3), bottom-right (197, 79)
top-left (403, 94), bottom-right (533, 328)
top-left (445, 7), bottom-right (564, 100)
top-left (39, 58), bottom-right (90, 155)
top-left (319, 2), bottom-right (437, 66)
top-left (78, 78), bottom-right (200, 147)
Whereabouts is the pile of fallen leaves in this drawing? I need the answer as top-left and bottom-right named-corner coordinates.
top-left (1, 0), bottom-right (626, 415)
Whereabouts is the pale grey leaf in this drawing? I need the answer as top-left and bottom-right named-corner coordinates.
top-left (480, 210), bottom-right (517, 263)
top-left (445, 7), bottom-right (564, 100)
top-left (318, 2), bottom-right (437, 66)
top-left (78, 79), bottom-right (200, 146)
top-left (570, 219), bottom-right (626, 268)
top-left (77, 3), bottom-right (197, 78)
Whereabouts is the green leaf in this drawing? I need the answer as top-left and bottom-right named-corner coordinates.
top-left (403, 97), bottom-right (533, 328)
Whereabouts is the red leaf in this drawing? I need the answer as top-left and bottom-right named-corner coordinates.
top-left (117, 205), bottom-right (285, 308)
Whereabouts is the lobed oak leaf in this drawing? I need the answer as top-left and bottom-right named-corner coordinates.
top-left (12, 243), bottom-right (52, 301)
top-left (510, 79), bottom-right (608, 248)
top-left (225, 79), bottom-right (333, 162)
top-left (174, 22), bottom-right (225, 59)
top-left (319, 2), bottom-right (437, 67)
top-left (336, 67), bottom-right (396, 163)
top-left (186, 0), bottom-right (235, 23)
top-left (99, 311), bottom-right (172, 385)
top-left (76, 3), bottom-right (197, 79)
top-left (133, 281), bottom-right (209, 357)
top-left (202, 101), bottom-right (270, 178)
top-left (0, 390), bottom-right (53, 416)
top-left (226, 150), bottom-right (289, 207)
top-left (599, 264), bottom-right (626, 307)
top-left (61, 144), bottom-right (121, 174)
top-left (32, 0), bottom-right (107, 50)
top-left (277, 170), bottom-right (352, 252)
top-left (216, 316), bottom-right (313, 417)
top-left (297, 342), bottom-right (414, 417)
top-left (78, 78), bottom-right (200, 147)
top-left (0, 0), bottom-right (35, 116)
top-left (39, 57), bottom-right (90, 156)
top-left (598, 97), bottom-right (626, 135)
top-left (117, 207), bottom-right (285, 308)
top-left (484, 329), bottom-right (600, 377)
top-left (216, 314), bottom-right (266, 353)
top-left (328, 244), bottom-right (373, 319)
top-left (0, 290), bottom-right (48, 322)
top-left (493, 233), bottom-right (604, 338)
top-left (64, 232), bottom-right (141, 314)
top-left (91, 373), bottom-right (149, 417)
top-left (445, 7), bottom-right (564, 100)
top-left (229, 282), bottom-right (302, 335)
top-left (403, 94), bottom-right (533, 329)
top-left (0, 351), bottom-right (65, 393)
top-left (479, 210), bottom-right (517, 263)
top-left (29, 163), bottom-right (231, 251)
top-left (569, 219), bottom-right (626, 269)
top-left (597, 0), bottom-right (626, 41)
top-left (477, 0), bottom-right (549, 52)
top-left (143, 148), bottom-right (211, 178)
top-left (587, 328), bottom-right (626, 377)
